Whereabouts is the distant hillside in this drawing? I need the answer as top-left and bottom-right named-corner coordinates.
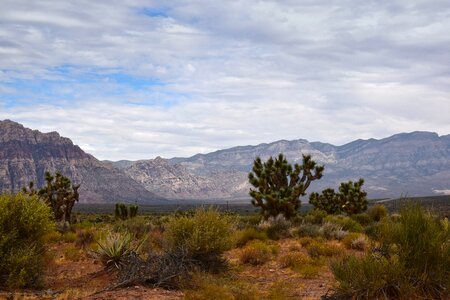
top-left (2, 119), bottom-right (449, 202)
top-left (0, 120), bottom-right (163, 204)
top-left (122, 132), bottom-right (450, 200)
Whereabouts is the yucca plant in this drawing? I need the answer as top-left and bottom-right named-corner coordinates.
top-left (94, 233), bottom-right (142, 270)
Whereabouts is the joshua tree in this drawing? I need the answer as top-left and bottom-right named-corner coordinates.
top-left (309, 178), bottom-right (368, 215)
top-left (249, 153), bottom-right (324, 219)
top-left (38, 171), bottom-right (80, 230)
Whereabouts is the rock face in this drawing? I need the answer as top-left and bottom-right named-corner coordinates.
top-left (2, 119), bottom-right (449, 202)
top-left (122, 132), bottom-right (450, 200)
top-left (0, 120), bottom-right (163, 203)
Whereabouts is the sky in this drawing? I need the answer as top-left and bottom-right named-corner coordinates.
top-left (0, 0), bottom-right (449, 160)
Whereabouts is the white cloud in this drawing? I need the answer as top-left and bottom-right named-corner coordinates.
top-left (0, 0), bottom-right (449, 160)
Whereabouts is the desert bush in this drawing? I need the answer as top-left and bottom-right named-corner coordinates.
top-left (64, 245), bottom-right (81, 261)
top-left (239, 240), bottom-right (278, 265)
top-left (0, 193), bottom-right (55, 288)
top-left (94, 232), bottom-right (142, 270)
top-left (293, 223), bottom-right (321, 238)
top-left (341, 232), bottom-right (363, 249)
top-left (62, 231), bottom-right (77, 243)
top-left (43, 231), bottom-right (62, 243)
top-left (324, 215), bottom-right (363, 232)
top-left (306, 240), bottom-right (343, 258)
top-left (331, 255), bottom-right (406, 299)
top-left (332, 204), bottom-right (450, 299)
top-left (258, 214), bottom-right (291, 240)
top-left (114, 216), bottom-right (154, 239)
top-left (185, 273), bottom-right (259, 300)
top-left (235, 227), bottom-right (268, 247)
top-left (304, 209), bottom-right (328, 225)
top-left (165, 207), bottom-right (233, 264)
top-left (298, 236), bottom-right (315, 247)
top-left (279, 252), bottom-right (311, 269)
top-left (75, 228), bottom-right (97, 249)
top-left (368, 204), bottom-right (387, 222)
top-left (350, 213), bottom-right (372, 226)
top-left (319, 222), bottom-right (347, 240)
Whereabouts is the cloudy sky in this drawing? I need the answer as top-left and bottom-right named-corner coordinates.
top-left (0, 0), bottom-right (449, 160)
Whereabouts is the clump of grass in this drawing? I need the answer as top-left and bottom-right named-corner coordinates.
top-left (368, 204), bottom-right (387, 222)
top-left (319, 222), bottom-right (348, 240)
top-left (331, 254), bottom-right (405, 299)
top-left (75, 228), bottom-right (97, 249)
top-left (341, 232), bottom-right (363, 249)
top-left (259, 214), bottom-right (291, 240)
top-left (298, 236), bottom-right (315, 247)
top-left (239, 240), bottom-right (278, 265)
top-left (43, 231), bottom-right (62, 243)
top-left (234, 227), bottom-right (268, 248)
top-left (62, 231), bottom-right (77, 243)
top-left (323, 215), bottom-right (363, 233)
top-left (185, 273), bottom-right (260, 300)
top-left (331, 204), bottom-right (450, 299)
top-left (306, 240), bottom-right (343, 258)
top-left (351, 213), bottom-right (372, 226)
top-left (293, 223), bottom-right (321, 238)
top-left (64, 245), bottom-right (81, 262)
top-left (304, 209), bottom-right (328, 225)
top-left (279, 252), bottom-right (310, 268)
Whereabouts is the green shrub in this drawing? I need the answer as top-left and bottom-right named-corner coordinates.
top-left (235, 227), bottom-right (268, 248)
top-left (94, 232), bottom-right (142, 270)
top-left (165, 207), bottom-right (233, 261)
top-left (331, 255), bottom-right (406, 299)
top-left (0, 193), bottom-right (55, 288)
top-left (319, 222), bottom-right (347, 240)
top-left (306, 240), bottom-right (343, 258)
top-left (114, 216), bottom-right (153, 239)
top-left (304, 209), bottom-right (328, 225)
top-left (368, 204), bottom-right (387, 222)
top-left (293, 223), bottom-right (321, 238)
top-left (324, 215), bottom-right (363, 232)
top-left (350, 213), bottom-right (372, 226)
top-left (378, 204), bottom-right (450, 294)
top-left (258, 214), bottom-right (291, 240)
top-left (75, 228), bottom-right (97, 249)
top-left (62, 231), bottom-right (77, 243)
top-left (239, 240), bottom-right (277, 265)
top-left (332, 204), bottom-right (450, 299)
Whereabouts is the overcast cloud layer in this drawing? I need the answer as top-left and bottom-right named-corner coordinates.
top-left (1, 0), bottom-right (449, 160)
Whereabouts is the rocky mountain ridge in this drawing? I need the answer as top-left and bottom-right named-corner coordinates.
top-left (1, 119), bottom-right (449, 202)
top-left (121, 132), bottom-right (450, 200)
top-left (0, 120), bottom-right (163, 203)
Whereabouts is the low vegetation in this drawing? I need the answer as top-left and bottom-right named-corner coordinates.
top-left (2, 158), bottom-right (449, 299)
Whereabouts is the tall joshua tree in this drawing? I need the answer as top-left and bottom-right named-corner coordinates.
top-left (248, 153), bottom-right (324, 219)
top-left (38, 171), bottom-right (80, 230)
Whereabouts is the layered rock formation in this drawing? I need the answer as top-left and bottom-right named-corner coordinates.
top-left (122, 132), bottom-right (450, 200)
top-left (0, 120), bottom-right (163, 203)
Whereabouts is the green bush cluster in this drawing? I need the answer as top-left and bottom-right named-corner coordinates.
top-left (0, 193), bottom-right (55, 288)
top-left (114, 203), bottom-right (139, 220)
top-left (165, 207), bottom-right (233, 262)
top-left (332, 204), bottom-right (450, 299)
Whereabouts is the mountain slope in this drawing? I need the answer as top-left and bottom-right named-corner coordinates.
top-left (123, 131), bottom-right (450, 200)
top-left (0, 120), bottom-right (163, 203)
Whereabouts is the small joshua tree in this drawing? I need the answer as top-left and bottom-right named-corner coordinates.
top-left (115, 203), bottom-right (138, 220)
top-left (309, 188), bottom-right (340, 214)
top-left (309, 178), bottom-right (368, 215)
top-left (339, 178), bottom-right (367, 215)
top-left (249, 153), bottom-right (324, 219)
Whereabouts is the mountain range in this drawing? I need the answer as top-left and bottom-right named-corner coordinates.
top-left (1, 119), bottom-right (449, 203)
